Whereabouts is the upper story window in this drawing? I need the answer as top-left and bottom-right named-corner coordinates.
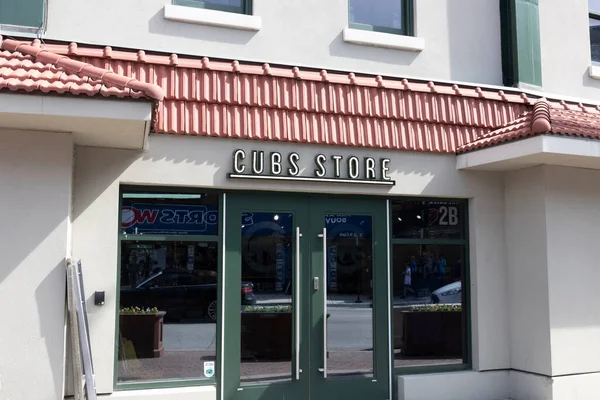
top-left (590, 0), bottom-right (600, 61)
top-left (349, 0), bottom-right (413, 35)
top-left (173, 0), bottom-right (252, 14)
top-left (0, 0), bottom-right (45, 32)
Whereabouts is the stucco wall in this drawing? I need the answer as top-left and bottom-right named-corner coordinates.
top-left (539, 0), bottom-right (600, 100)
top-left (44, 0), bottom-right (502, 86)
top-left (504, 167), bottom-right (552, 376)
top-left (0, 129), bottom-right (72, 400)
top-left (503, 165), bottom-right (600, 400)
top-left (72, 134), bottom-right (508, 397)
top-left (544, 166), bottom-right (600, 377)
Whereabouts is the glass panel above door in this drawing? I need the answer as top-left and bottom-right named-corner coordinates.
top-left (240, 211), bottom-right (295, 384)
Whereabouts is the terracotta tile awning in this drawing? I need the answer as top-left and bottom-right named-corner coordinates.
top-left (457, 99), bottom-right (600, 153)
top-left (3, 38), bottom-right (600, 154)
top-left (0, 37), bottom-right (164, 101)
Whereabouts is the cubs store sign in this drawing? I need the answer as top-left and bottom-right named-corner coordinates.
top-left (122, 204), bottom-right (218, 235)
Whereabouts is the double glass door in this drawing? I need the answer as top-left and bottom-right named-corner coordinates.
top-left (222, 193), bottom-right (389, 400)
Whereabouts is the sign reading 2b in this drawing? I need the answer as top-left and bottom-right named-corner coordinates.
top-left (438, 205), bottom-right (459, 226)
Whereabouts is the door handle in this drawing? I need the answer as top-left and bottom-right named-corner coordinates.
top-left (295, 226), bottom-right (302, 380)
top-left (318, 227), bottom-right (327, 378)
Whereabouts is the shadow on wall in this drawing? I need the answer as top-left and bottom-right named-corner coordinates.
top-left (131, 135), bottom-right (488, 198)
top-left (73, 134), bottom-right (503, 219)
top-left (445, 1), bottom-right (502, 84)
top-left (328, 31), bottom-right (419, 66)
top-left (147, 8), bottom-right (257, 45)
top-left (72, 147), bottom-right (140, 222)
top-left (35, 258), bottom-right (68, 400)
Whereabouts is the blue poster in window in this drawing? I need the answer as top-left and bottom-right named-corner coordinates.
top-left (325, 215), bottom-right (372, 239)
top-left (122, 203), bottom-right (219, 235)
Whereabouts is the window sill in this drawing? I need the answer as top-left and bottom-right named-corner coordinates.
top-left (163, 4), bottom-right (261, 31)
top-left (589, 64), bottom-right (600, 80)
top-left (342, 28), bottom-right (424, 52)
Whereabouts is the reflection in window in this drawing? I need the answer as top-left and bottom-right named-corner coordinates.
top-left (117, 241), bottom-right (225, 383)
top-left (325, 214), bottom-right (374, 378)
top-left (121, 192), bottom-right (219, 236)
top-left (392, 200), bottom-right (464, 240)
top-left (590, 0), bottom-right (600, 62)
top-left (350, 0), bottom-right (401, 29)
top-left (172, 0), bottom-right (249, 14)
top-left (240, 212), bottom-right (293, 384)
top-left (391, 200), bottom-right (467, 369)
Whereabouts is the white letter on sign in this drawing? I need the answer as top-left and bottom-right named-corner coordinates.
top-left (348, 156), bottom-right (360, 179)
top-left (271, 152), bottom-right (282, 175)
top-left (233, 149), bottom-right (246, 173)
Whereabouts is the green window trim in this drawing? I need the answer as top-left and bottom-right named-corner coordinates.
top-left (172, 0), bottom-right (252, 15)
top-left (389, 197), bottom-right (472, 374)
top-left (348, 0), bottom-right (414, 36)
top-left (500, 0), bottom-right (542, 88)
top-left (0, 0), bottom-right (46, 31)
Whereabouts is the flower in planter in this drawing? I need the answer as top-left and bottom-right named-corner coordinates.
top-left (411, 304), bottom-right (462, 312)
top-left (242, 305), bottom-right (293, 313)
top-left (119, 306), bottom-right (160, 314)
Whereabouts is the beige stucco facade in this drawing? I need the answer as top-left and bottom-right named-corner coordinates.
top-left (2, 125), bottom-right (600, 400)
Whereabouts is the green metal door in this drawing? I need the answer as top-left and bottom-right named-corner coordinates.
top-left (222, 193), bottom-right (389, 400)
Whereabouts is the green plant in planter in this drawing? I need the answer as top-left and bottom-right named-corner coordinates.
top-left (120, 306), bottom-right (160, 314)
top-left (411, 304), bottom-right (462, 312)
top-left (242, 305), bottom-right (292, 313)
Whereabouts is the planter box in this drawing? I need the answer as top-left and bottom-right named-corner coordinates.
top-left (241, 312), bottom-right (292, 361)
top-left (394, 309), bottom-right (462, 357)
top-left (119, 311), bottom-right (166, 359)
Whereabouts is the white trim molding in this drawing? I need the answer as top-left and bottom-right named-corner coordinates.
top-left (457, 135), bottom-right (600, 171)
top-left (163, 4), bottom-right (261, 31)
top-left (588, 64), bottom-right (600, 80)
top-left (342, 28), bottom-right (425, 52)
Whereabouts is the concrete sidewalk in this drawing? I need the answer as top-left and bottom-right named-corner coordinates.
top-left (253, 293), bottom-right (431, 308)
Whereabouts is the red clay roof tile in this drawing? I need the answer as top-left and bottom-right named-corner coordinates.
top-left (4, 38), bottom-right (600, 154)
top-left (457, 99), bottom-right (600, 153)
top-left (0, 37), bottom-right (164, 101)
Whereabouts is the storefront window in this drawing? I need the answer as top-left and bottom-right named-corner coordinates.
top-left (391, 200), bottom-right (468, 370)
top-left (117, 190), bottom-right (223, 384)
top-left (392, 200), bottom-right (464, 240)
top-left (121, 192), bottom-right (219, 236)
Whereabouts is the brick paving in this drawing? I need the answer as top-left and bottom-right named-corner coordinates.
top-left (118, 350), bottom-right (460, 382)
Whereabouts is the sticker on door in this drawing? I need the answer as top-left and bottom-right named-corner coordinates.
top-left (204, 361), bottom-right (215, 378)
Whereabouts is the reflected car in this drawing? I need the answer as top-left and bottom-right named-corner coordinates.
top-left (430, 281), bottom-right (461, 304)
top-left (120, 269), bottom-right (256, 321)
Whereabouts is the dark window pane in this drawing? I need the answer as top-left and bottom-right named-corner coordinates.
top-left (590, 17), bottom-right (600, 62)
top-left (391, 200), bottom-right (427, 239)
top-left (118, 240), bottom-right (221, 382)
top-left (0, 0), bottom-right (44, 28)
top-left (121, 192), bottom-right (219, 235)
top-left (392, 244), bottom-right (466, 368)
top-left (240, 212), bottom-right (293, 384)
top-left (173, 0), bottom-right (246, 13)
top-left (325, 214), bottom-right (374, 378)
top-left (203, 0), bottom-right (242, 6)
top-left (349, 0), bottom-right (402, 30)
top-left (392, 200), bottom-right (465, 240)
